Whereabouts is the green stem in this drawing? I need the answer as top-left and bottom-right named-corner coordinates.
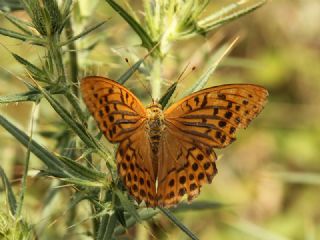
top-left (159, 207), bottom-right (199, 240)
top-left (65, 18), bottom-right (79, 97)
top-left (151, 58), bottom-right (162, 99)
top-left (48, 34), bottom-right (66, 83)
top-left (97, 190), bottom-right (112, 239)
top-left (47, 31), bottom-right (86, 122)
top-left (64, 91), bottom-right (87, 123)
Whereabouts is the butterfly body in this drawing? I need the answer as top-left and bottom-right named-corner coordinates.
top-left (80, 76), bottom-right (268, 208)
top-left (146, 103), bottom-right (164, 177)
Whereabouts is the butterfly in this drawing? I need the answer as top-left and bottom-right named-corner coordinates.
top-left (80, 76), bottom-right (268, 208)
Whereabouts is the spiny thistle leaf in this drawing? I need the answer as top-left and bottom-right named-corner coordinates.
top-left (105, 0), bottom-right (156, 52)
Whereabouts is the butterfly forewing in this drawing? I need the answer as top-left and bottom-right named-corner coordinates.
top-left (164, 84), bottom-right (268, 149)
top-left (81, 76), bottom-right (147, 142)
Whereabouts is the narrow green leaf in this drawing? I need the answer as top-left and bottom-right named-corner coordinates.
top-left (1, 10), bottom-right (34, 35)
top-left (67, 206), bottom-right (113, 233)
top-left (159, 207), bottom-right (199, 240)
top-left (97, 190), bottom-right (113, 240)
top-left (37, 87), bottom-right (96, 149)
top-left (0, 167), bottom-right (17, 216)
top-left (0, 91), bottom-right (40, 103)
top-left (0, 27), bottom-right (29, 40)
top-left (44, 0), bottom-right (63, 35)
top-left (0, 86), bottom-right (65, 104)
top-left (183, 38), bottom-right (238, 97)
top-left (64, 91), bottom-right (87, 124)
top-left (97, 213), bottom-right (110, 240)
top-left (60, 0), bottom-right (72, 21)
top-left (105, 0), bottom-right (155, 51)
top-left (60, 177), bottom-right (105, 187)
top-left (0, 27), bottom-right (43, 45)
top-left (115, 208), bottom-right (126, 228)
top-left (16, 103), bottom-right (37, 217)
top-left (37, 169), bottom-right (71, 179)
top-left (60, 21), bottom-right (106, 47)
top-left (198, 0), bottom-right (266, 33)
top-left (11, 53), bottom-right (50, 83)
top-left (159, 81), bottom-right (178, 108)
top-left (114, 188), bottom-right (141, 223)
top-left (117, 59), bottom-right (144, 84)
top-left (172, 201), bottom-right (224, 212)
top-left (0, 115), bottom-right (67, 174)
top-left (103, 212), bottom-right (117, 240)
top-left (116, 40), bottom-right (159, 85)
top-left (114, 191), bottom-right (127, 228)
top-left (34, 85), bottom-right (114, 169)
top-left (138, 208), bottom-right (159, 219)
top-left (114, 208), bottom-right (159, 235)
top-left (39, 88), bottom-right (115, 169)
top-left (59, 156), bottom-right (106, 181)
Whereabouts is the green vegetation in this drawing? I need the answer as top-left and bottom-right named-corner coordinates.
top-left (0, 0), bottom-right (319, 239)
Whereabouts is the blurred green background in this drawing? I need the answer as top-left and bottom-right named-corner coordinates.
top-left (0, 0), bottom-right (320, 239)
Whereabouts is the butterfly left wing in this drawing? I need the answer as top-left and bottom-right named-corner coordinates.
top-left (81, 76), bottom-right (157, 206)
top-left (156, 84), bottom-right (268, 207)
top-left (80, 76), bottom-right (147, 143)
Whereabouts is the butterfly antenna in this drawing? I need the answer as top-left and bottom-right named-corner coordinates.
top-left (168, 63), bottom-right (197, 103)
top-left (123, 41), bottom-right (162, 101)
top-left (176, 62), bottom-right (197, 85)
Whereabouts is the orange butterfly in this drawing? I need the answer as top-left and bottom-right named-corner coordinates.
top-left (80, 76), bottom-right (268, 207)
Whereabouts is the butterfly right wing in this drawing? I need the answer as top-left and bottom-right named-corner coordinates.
top-left (156, 126), bottom-right (218, 207)
top-left (156, 84), bottom-right (268, 207)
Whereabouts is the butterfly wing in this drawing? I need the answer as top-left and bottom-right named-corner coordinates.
top-left (157, 127), bottom-right (218, 207)
top-left (80, 76), bottom-right (156, 206)
top-left (80, 76), bottom-right (147, 143)
top-left (157, 84), bottom-right (268, 206)
top-left (164, 84), bottom-right (268, 148)
top-left (116, 125), bottom-right (157, 207)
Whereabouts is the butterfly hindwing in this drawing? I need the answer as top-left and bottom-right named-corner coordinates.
top-left (116, 126), bottom-right (157, 207)
top-left (157, 125), bottom-right (218, 207)
top-left (80, 76), bottom-right (147, 143)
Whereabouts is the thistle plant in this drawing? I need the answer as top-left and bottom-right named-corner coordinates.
top-left (0, 0), bottom-right (266, 239)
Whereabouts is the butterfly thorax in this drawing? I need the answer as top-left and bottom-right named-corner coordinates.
top-left (146, 103), bottom-right (165, 177)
